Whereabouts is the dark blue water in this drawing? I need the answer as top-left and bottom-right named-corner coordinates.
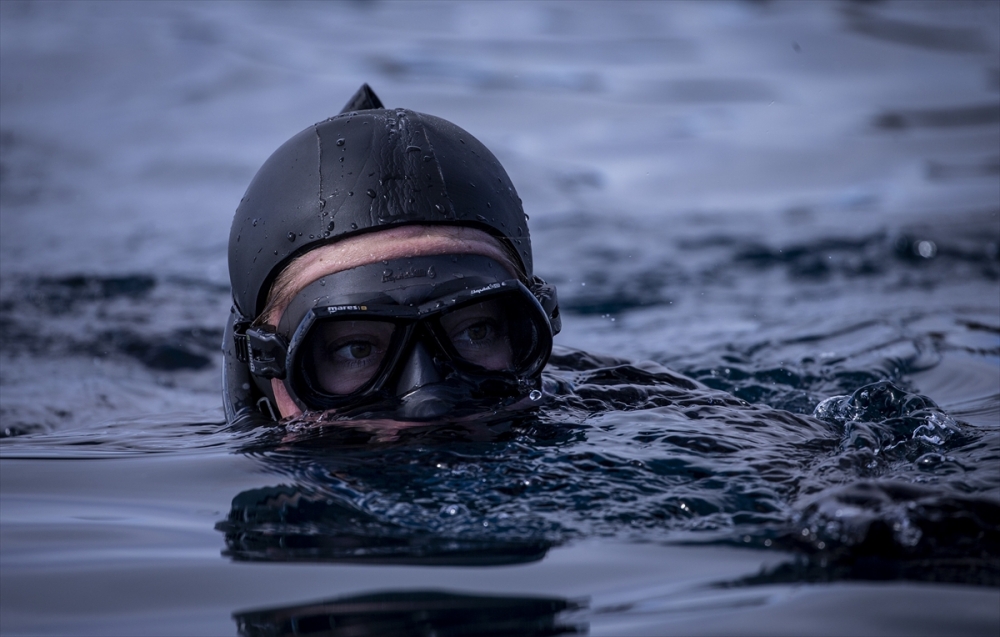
top-left (2, 1), bottom-right (998, 635)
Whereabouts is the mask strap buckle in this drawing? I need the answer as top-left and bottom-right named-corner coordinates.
top-left (530, 276), bottom-right (561, 335)
top-left (244, 326), bottom-right (289, 380)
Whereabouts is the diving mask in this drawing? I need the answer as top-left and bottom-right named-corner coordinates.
top-left (236, 255), bottom-right (559, 419)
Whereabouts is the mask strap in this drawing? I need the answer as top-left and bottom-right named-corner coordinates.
top-left (231, 308), bottom-right (252, 364)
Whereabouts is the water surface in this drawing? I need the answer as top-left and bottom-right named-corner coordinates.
top-left (1, 1), bottom-right (998, 635)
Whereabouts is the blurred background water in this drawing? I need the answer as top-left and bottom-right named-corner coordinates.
top-left (1, 1), bottom-right (998, 635)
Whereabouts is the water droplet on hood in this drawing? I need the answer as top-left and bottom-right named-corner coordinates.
top-left (529, 389), bottom-right (542, 401)
top-left (336, 138), bottom-right (345, 146)
top-left (366, 189), bottom-right (377, 198)
top-left (287, 232), bottom-right (296, 242)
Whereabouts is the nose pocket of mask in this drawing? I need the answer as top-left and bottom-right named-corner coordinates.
top-left (396, 389), bottom-right (453, 421)
top-left (395, 341), bottom-right (443, 396)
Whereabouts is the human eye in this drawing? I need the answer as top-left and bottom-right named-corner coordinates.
top-left (329, 338), bottom-right (380, 365)
top-left (307, 321), bottom-right (395, 394)
top-left (453, 318), bottom-right (498, 346)
top-left (322, 322), bottom-right (393, 368)
top-left (440, 302), bottom-right (512, 370)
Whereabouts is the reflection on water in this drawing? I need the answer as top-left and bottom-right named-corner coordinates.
top-left (219, 482), bottom-right (552, 567)
top-left (234, 591), bottom-right (584, 637)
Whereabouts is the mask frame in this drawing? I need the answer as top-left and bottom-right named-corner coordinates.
top-left (234, 255), bottom-right (558, 416)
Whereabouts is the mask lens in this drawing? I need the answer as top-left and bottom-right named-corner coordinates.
top-left (438, 299), bottom-right (514, 370)
top-left (436, 294), bottom-right (541, 373)
top-left (304, 320), bottom-right (397, 395)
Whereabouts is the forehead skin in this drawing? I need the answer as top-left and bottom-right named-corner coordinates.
top-left (265, 225), bottom-right (516, 326)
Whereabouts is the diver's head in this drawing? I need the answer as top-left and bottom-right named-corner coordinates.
top-left (224, 86), bottom-right (560, 424)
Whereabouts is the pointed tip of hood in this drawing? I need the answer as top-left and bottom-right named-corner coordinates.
top-left (340, 83), bottom-right (384, 114)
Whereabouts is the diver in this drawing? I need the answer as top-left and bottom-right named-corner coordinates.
top-left (223, 84), bottom-right (561, 427)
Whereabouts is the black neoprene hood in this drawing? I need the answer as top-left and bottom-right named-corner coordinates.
top-left (228, 85), bottom-right (533, 321)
